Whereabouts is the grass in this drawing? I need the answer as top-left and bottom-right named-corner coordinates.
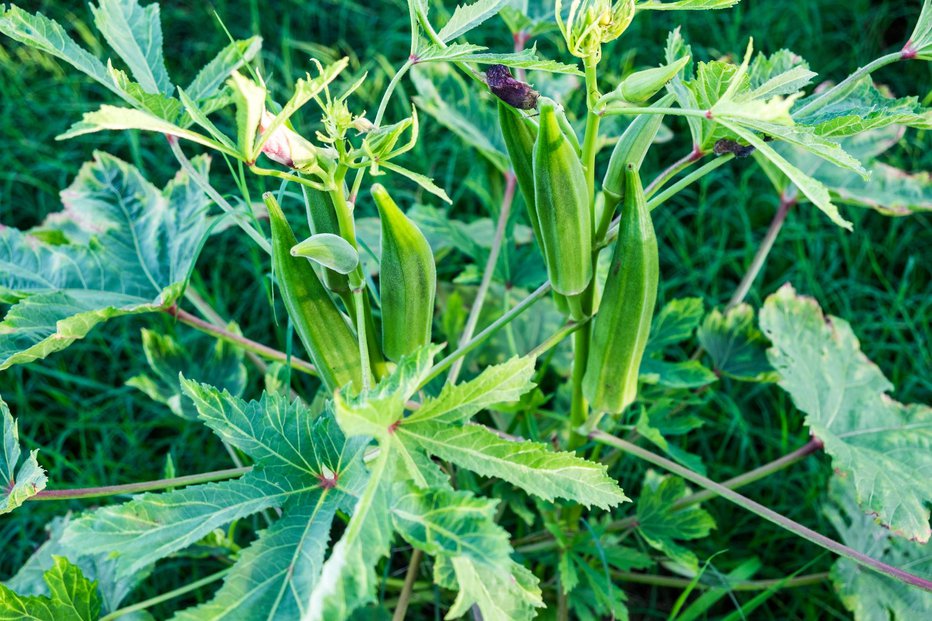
top-left (0, 0), bottom-right (929, 618)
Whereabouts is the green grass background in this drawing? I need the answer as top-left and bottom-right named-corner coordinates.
top-left (0, 0), bottom-right (929, 618)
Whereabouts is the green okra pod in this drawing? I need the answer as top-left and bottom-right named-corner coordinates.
top-left (265, 194), bottom-right (362, 393)
top-left (372, 184), bottom-right (436, 362)
top-left (583, 164), bottom-right (659, 414)
top-left (532, 99), bottom-right (593, 299)
top-left (303, 186), bottom-right (351, 294)
top-left (498, 101), bottom-right (542, 244)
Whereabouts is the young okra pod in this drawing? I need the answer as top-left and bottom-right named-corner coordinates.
top-left (266, 194), bottom-right (362, 393)
top-left (532, 99), bottom-right (593, 300)
top-left (583, 164), bottom-right (659, 414)
top-left (372, 184), bottom-right (437, 362)
top-left (498, 101), bottom-right (542, 244)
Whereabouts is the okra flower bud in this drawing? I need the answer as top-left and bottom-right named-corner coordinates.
top-left (557, 0), bottom-right (635, 60)
top-left (601, 56), bottom-right (691, 105)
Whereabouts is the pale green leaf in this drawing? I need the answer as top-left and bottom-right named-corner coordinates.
top-left (91, 0), bottom-right (173, 95)
top-left (177, 87), bottom-right (238, 150)
top-left (440, 555), bottom-right (543, 621)
top-left (636, 471), bottom-right (716, 571)
top-left (291, 233), bottom-right (359, 275)
top-left (0, 153), bottom-right (212, 370)
top-left (397, 422), bottom-right (628, 508)
top-left (760, 284), bottom-right (932, 542)
top-left (747, 49), bottom-right (814, 99)
top-left (645, 298), bottom-right (704, 351)
top-left (379, 160), bottom-right (452, 204)
top-left (229, 71), bottom-right (267, 159)
top-left (418, 42), bottom-right (582, 75)
top-left (907, 0), bottom-right (932, 60)
top-left (58, 105), bottom-right (239, 158)
top-left (0, 557), bottom-right (101, 621)
top-left (697, 304), bottom-right (778, 382)
top-left (185, 36), bottom-right (262, 102)
top-left (636, 0), bottom-right (742, 10)
top-left (825, 478), bottom-right (932, 620)
top-left (127, 328), bottom-right (248, 419)
top-left (406, 356), bottom-right (536, 425)
top-left (1, 397), bottom-right (47, 515)
top-left (0, 6), bottom-right (115, 96)
top-left (437, 0), bottom-right (508, 43)
top-left (107, 63), bottom-right (183, 121)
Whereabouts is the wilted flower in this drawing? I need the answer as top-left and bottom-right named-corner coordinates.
top-left (557, 0), bottom-right (635, 60)
top-left (258, 111), bottom-right (319, 171)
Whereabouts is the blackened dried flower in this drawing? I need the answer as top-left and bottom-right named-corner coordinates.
top-left (485, 64), bottom-right (539, 110)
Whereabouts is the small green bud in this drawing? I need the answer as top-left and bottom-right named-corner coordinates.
top-left (557, 0), bottom-right (635, 59)
top-left (603, 56), bottom-right (690, 105)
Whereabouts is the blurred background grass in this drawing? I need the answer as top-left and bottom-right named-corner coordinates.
top-left (0, 0), bottom-right (929, 619)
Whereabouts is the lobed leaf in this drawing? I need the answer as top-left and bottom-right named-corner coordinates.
top-left (0, 153), bottom-right (212, 370)
top-left (436, 0), bottom-right (508, 43)
top-left (760, 284), bottom-right (932, 542)
top-left (91, 0), bottom-right (173, 95)
top-left (0, 557), bottom-right (101, 621)
top-left (0, 397), bottom-right (47, 515)
top-left (697, 304), bottom-right (778, 382)
top-left (185, 36), bottom-right (262, 102)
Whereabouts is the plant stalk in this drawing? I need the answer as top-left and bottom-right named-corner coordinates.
top-left (166, 306), bottom-right (318, 375)
top-left (30, 467), bottom-right (250, 501)
top-left (644, 148), bottom-right (702, 199)
top-left (447, 172), bottom-right (516, 385)
top-left (793, 51), bottom-right (904, 118)
top-left (392, 549), bottom-right (423, 621)
top-left (615, 571), bottom-right (829, 591)
top-left (646, 154), bottom-right (734, 212)
top-left (590, 431), bottom-right (932, 592)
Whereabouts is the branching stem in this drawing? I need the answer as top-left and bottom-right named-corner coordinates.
top-left (30, 467), bottom-right (250, 501)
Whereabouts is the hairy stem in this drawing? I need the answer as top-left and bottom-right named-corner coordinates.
top-left (166, 305), bottom-right (318, 376)
top-left (447, 172), bottom-right (516, 385)
top-left (392, 549), bottom-right (423, 621)
top-left (422, 282), bottom-right (552, 388)
top-left (30, 467), bottom-right (250, 501)
top-left (100, 568), bottom-right (231, 621)
top-left (727, 194), bottom-right (796, 309)
top-left (590, 431), bottom-right (932, 592)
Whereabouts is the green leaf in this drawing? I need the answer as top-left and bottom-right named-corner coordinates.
top-left (908, 0), bottom-right (932, 60)
top-left (58, 105), bottom-right (238, 157)
top-left (825, 477), bottom-right (932, 620)
top-left (398, 422), bottom-right (628, 508)
top-left (185, 36), bottom-right (262, 102)
top-left (127, 328), bottom-right (248, 419)
top-left (1, 397), bottom-right (47, 514)
top-left (635, 400), bottom-right (707, 474)
top-left (636, 0), bottom-right (742, 10)
top-left (91, 0), bottom-right (173, 95)
top-left (418, 43), bottom-right (583, 75)
top-left (436, 0), bottom-right (508, 43)
top-left (697, 304), bottom-right (778, 382)
top-left (106, 64), bottom-right (183, 121)
top-left (406, 356), bottom-right (536, 425)
top-left (379, 160), bottom-right (452, 204)
top-left (291, 233), bottom-right (360, 275)
top-left (0, 6), bottom-right (115, 97)
top-left (793, 77), bottom-right (931, 137)
top-left (229, 71), bottom-right (267, 160)
top-left (0, 153), bottom-right (212, 370)
top-left (438, 556), bottom-right (543, 621)
top-left (639, 298), bottom-right (718, 389)
top-left (747, 49), bottom-right (815, 99)
top-left (760, 284), bottom-right (932, 542)
top-left (0, 557), bottom-right (101, 621)
top-left (635, 470), bottom-right (716, 571)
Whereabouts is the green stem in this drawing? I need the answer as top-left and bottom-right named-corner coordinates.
top-left (793, 51), bottom-right (904, 118)
top-left (581, 57), bottom-right (602, 205)
top-left (599, 106), bottom-right (710, 119)
top-left (727, 193), bottom-right (795, 309)
top-left (166, 306), bottom-right (318, 376)
top-left (615, 571), bottom-right (829, 591)
top-left (590, 431), bottom-right (932, 592)
top-left (644, 148), bottom-right (702, 199)
top-left (167, 137), bottom-right (271, 255)
top-left (447, 172), bottom-right (516, 385)
top-left (568, 328), bottom-right (591, 449)
top-left (646, 154), bottom-right (734, 212)
top-left (30, 467), bottom-right (250, 502)
top-left (421, 282), bottom-right (552, 388)
top-left (353, 287), bottom-right (373, 391)
top-left (100, 568), bottom-right (231, 621)
top-left (528, 319), bottom-right (589, 359)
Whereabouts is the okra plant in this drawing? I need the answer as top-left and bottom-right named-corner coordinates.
top-left (1, 0), bottom-right (930, 619)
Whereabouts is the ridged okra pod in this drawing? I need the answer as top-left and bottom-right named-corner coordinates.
top-left (266, 194), bottom-right (362, 393)
top-left (372, 184), bottom-right (436, 362)
top-left (532, 99), bottom-right (592, 299)
top-left (303, 186), bottom-right (351, 295)
top-left (583, 165), bottom-right (659, 413)
top-left (498, 101), bottom-right (542, 243)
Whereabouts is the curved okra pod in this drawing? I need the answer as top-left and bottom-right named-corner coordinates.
top-left (371, 184), bottom-right (436, 362)
top-left (266, 193), bottom-right (362, 393)
top-left (583, 164), bottom-right (659, 414)
top-left (532, 99), bottom-right (593, 302)
top-left (303, 186), bottom-right (351, 295)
